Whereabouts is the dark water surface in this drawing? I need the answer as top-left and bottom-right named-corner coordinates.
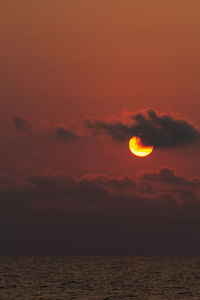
top-left (0, 256), bottom-right (200, 299)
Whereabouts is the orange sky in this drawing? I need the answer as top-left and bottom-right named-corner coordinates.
top-left (1, 0), bottom-right (200, 123)
top-left (1, 0), bottom-right (200, 177)
top-left (1, 0), bottom-right (200, 254)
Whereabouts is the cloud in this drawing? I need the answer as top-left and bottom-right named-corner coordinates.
top-left (55, 127), bottom-right (77, 141)
top-left (27, 172), bottom-right (137, 204)
top-left (13, 117), bottom-right (32, 131)
top-left (13, 109), bottom-right (200, 150)
top-left (1, 167), bottom-right (199, 208)
top-left (1, 168), bottom-right (200, 255)
top-left (85, 108), bottom-right (200, 148)
top-left (13, 117), bottom-right (78, 142)
top-left (141, 167), bottom-right (200, 188)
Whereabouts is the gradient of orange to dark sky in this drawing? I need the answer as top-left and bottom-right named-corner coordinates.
top-left (1, 0), bottom-right (200, 255)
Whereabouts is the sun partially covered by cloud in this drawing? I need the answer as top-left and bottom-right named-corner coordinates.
top-left (13, 109), bottom-right (200, 152)
top-left (85, 108), bottom-right (200, 149)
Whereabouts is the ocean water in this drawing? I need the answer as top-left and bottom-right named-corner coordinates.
top-left (0, 256), bottom-right (200, 299)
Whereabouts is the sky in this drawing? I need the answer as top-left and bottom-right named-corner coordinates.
top-left (1, 0), bottom-right (200, 255)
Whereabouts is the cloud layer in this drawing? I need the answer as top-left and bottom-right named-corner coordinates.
top-left (1, 168), bottom-right (200, 255)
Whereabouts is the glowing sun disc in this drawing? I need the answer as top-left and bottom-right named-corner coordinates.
top-left (129, 136), bottom-right (153, 157)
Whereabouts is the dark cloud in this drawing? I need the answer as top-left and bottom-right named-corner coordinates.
top-left (55, 127), bottom-right (76, 141)
top-left (1, 168), bottom-right (199, 208)
top-left (1, 169), bottom-right (200, 255)
top-left (27, 172), bottom-right (137, 204)
top-left (13, 109), bottom-right (200, 150)
top-left (1, 168), bottom-right (200, 210)
top-left (13, 117), bottom-right (32, 131)
top-left (142, 167), bottom-right (200, 188)
top-left (85, 108), bottom-right (200, 148)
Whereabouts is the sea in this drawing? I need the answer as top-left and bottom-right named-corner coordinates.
top-left (0, 256), bottom-right (200, 299)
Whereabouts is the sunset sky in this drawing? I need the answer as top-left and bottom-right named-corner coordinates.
top-left (1, 0), bottom-right (200, 255)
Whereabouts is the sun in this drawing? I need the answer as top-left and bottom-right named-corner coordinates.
top-left (129, 136), bottom-right (153, 157)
